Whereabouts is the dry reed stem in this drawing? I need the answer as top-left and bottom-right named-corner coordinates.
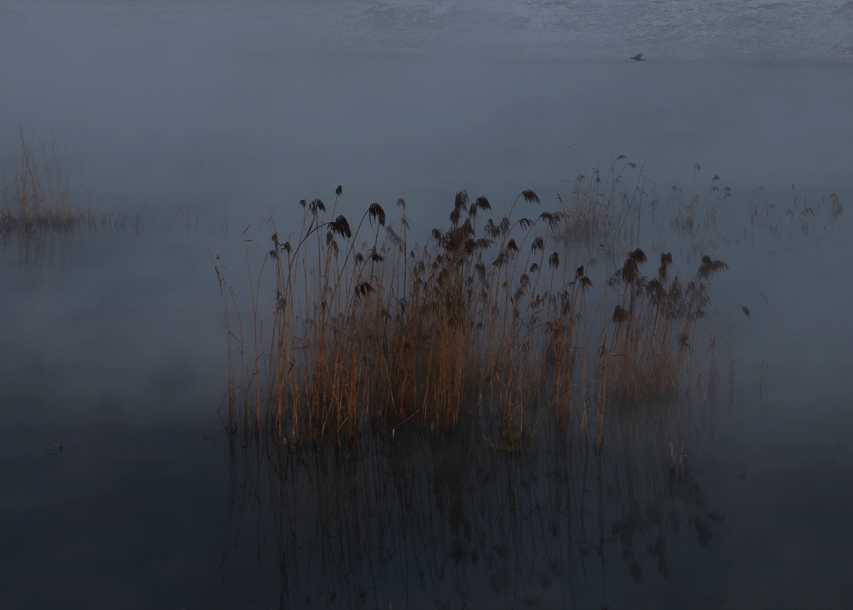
top-left (219, 188), bottom-right (728, 449)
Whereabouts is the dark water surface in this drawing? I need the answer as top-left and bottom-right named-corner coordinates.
top-left (3, 1), bottom-right (853, 608)
top-left (1, 204), bottom-right (852, 609)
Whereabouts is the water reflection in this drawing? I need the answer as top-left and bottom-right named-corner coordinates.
top-left (222, 411), bottom-right (722, 609)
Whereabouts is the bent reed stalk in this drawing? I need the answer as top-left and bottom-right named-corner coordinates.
top-left (219, 188), bottom-right (727, 450)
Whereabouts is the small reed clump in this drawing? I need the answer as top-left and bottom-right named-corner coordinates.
top-left (0, 135), bottom-right (103, 238)
top-left (219, 188), bottom-right (727, 450)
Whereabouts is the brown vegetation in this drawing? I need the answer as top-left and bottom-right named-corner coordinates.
top-left (0, 134), bottom-right (133, 238)
top-left (219, 187), bottom-right (728, 450)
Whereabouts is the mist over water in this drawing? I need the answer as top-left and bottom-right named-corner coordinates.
top-left (2, 0), bottom-right (853, 214)
top-left (2, 1), bottom-right (853, 609)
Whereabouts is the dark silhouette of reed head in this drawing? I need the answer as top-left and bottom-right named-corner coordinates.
top-left (613, 305), bottom-right (630, 323)
top-left (521, 189), bottom-right (540, 204)
top-left (629, 248), bottom-right (647, 264)
top-left (368, 202), bottom-right (386, 226)
top-left (355, 281), bottom-right (374, 298)
top-left (539, 212), bottom-right (561, 229)
top-left (469, 196), bottom-right (491, 218)
top-left (308, 199), bottom-right (326, 215)
top-left (330, 215), bottom-right (352, 239)
top-left (549, 252), bottom-right (560, 269)
top-left (698, 255), bottom-right (728, 279)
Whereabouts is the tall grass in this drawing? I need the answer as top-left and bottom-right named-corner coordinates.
top-left (0, 134), bottom-right (78, 234)
top-left (553, 159), bottom-right (734, 263)
top-left (0, 134), bottom-right (137, 239)
top-left (219, 188), bottom-right (727, 449)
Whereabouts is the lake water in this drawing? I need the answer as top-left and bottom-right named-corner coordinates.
top-left (2, 1), bottom-right (853, 609)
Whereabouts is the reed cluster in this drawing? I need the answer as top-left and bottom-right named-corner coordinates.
top-left (552, 159), bottom-right (737, 265)
top-left (219, 188), bottom-right (727, 449)
top-left (0, 135), bottom-right (100, 238)
top-left (555, 169), bottom-right (637, 249)
top-left (748, 187), bottom-right (845, 242)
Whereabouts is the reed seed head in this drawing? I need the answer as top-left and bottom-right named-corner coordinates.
top-left (476, 196), bottom-right (492, 211)
top-left (532, 237), bottom-right (544, 252)
top-left (368, 202), bottom-right (386, 226)
top-left (613, 305), bottom-right (630, 323)
top-left (548, 252), bottom-right (560, 269)
top-left (330, 215), bottom-right (352, 239)
top-left (454, 191), bottom-right (469, 211)
top-left (698, 256), bottom-right (728, 279)
top-left (629, 248), bottom-right (647, 264)
top-left (355, 282), bottom-right (374, 297)
top-left (522, 189), bottom-right (540, 204)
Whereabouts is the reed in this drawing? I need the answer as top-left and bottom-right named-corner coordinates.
top-left (0, 134), bottom-right (129, 238)
top-left (551, 158), bottom-right (740, 267)
top-left (554, 165), bottom-right (640, 255)
top-left (219, 187), bottom-right (728, 449)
